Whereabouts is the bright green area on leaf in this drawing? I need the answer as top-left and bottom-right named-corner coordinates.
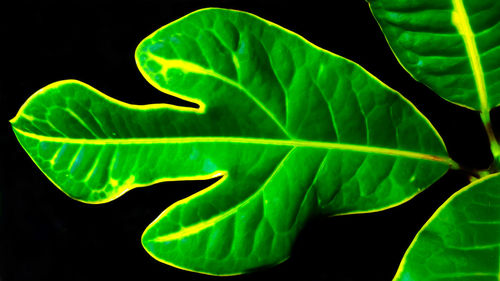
top-left (368, 0), bottom-right (500, 112)
top-left (394, 173), bottom-right (500, 281)
top-left (11, 8), bottom-right (453, 276)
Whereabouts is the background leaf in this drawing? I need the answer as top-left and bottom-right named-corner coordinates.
top-left (368, 0), bottom-right (500, 112)
top-left (394, 173), bottom-right (500, 281)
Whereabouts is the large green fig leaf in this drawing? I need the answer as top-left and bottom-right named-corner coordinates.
top-left (11, 8), bottom-right (453, 275)
top-left (368, 0), bottom-right (500, 112)
top-left (394, 173), bottom-right (500, 281)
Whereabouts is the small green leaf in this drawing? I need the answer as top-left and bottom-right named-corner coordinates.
top-left (368, 0), bottom-right (500, 112)
top-left (394, 173), bottom-right (500, 281)
top-left (11, 8), bottom-right (452, 276)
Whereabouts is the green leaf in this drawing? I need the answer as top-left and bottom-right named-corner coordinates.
top-left (393, 173), bottom-right (500, 281)
top-left (11, 8), bottom-right (452, 275)
top-left (368, 0), bottom-right (500, 112)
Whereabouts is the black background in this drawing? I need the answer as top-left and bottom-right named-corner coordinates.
top-left (0, 1), bottom-right (494, 280)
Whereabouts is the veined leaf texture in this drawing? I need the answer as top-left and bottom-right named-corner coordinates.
top-left (11, 8), bottom-right (452, 275)
top-left (368, 0), bottom-right (500, 112)
top-left (394, 173), bottom-right (500, 281)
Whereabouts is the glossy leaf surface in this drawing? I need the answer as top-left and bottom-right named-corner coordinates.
top-left (394, 173), bottom-right (500, 281)
top-left (12, 8), bottom-right (451, 275)
top-left (368, 0), bottom-right (500, 112)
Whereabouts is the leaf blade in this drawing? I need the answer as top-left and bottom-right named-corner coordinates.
top-left (133, 8), bottom-right (451, 274)
top-left (11, 8), bottom-right (452, 275)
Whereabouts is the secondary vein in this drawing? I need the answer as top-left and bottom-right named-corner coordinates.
top-left (146, 54), bottom-right (292, 138)
top-left (151, 148), bottom-right (296, 242)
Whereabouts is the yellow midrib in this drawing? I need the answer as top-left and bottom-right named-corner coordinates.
top-left (14, 127), bottom-right (451, 164)
top-left (451, 0), bottom-right (488, 112)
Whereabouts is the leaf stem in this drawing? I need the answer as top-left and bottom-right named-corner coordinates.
top-left (480, 111), bottom-right (500, 171)
top-left (448, 159), bottom-right (461, 171)
top-left (454, 164), bottom-right (491, 182)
